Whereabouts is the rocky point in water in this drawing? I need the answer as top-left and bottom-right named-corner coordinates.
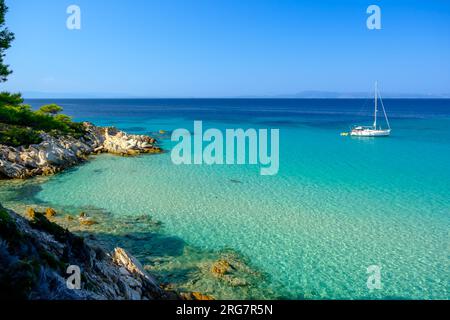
top-left (0, 122), bottom-right (162, 179)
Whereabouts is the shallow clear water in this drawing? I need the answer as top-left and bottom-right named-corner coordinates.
top-left (2, 99), bottom-right (450, 299)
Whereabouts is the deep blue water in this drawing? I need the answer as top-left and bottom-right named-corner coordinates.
top-left (25, 98), bottom-right (450, 123)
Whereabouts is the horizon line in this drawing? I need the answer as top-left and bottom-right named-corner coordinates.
top-left (19, 91), bottom-right (450, 100)
top-left (22, 96), bottom-right (450, 100)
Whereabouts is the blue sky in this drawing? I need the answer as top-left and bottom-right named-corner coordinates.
top-left (1, 0), bottom-right (450, 97)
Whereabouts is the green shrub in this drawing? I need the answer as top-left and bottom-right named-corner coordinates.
top-left (0, 259), bottom-right (40, 300)
top-left (0, 206), bottom-right (24, 245)
top-left (0, 92), bottom-right (23, 106)
top-left (39, 104), bottom-right (63, 116)
top-left (29, 211), bottom-right (70, 242)
top-left (0, 124), bottom-right (42, 147)
top-left (0, 92), bottom-right (86, 146)
top-left (54, 114), bottom-right (72, 123)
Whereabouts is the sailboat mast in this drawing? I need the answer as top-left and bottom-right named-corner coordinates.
top-left (379, 92), bottom-right (391, 130)
top-left (373, 81), bottom-right (378, 129)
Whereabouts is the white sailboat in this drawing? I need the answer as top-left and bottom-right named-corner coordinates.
top-left (350, 81), bottom-right (391, 137)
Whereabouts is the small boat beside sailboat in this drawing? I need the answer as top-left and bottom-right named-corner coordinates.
top-left (342, 81), bottom-right (391, 137)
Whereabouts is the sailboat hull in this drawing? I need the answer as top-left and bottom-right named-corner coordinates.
top-left (350, 129), bottom-right (391, 137)
top-left (345, 82), bottom-right (391, 137)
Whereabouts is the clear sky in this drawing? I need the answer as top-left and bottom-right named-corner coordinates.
top-left (1, 0), bottom-right (450, 97)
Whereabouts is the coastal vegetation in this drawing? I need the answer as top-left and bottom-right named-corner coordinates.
top-left (0, 92), bottom-right (86, 147)
top-left (0, 0), bottom-right (14, 82)
top-left (0, 1), bottom-right (84, 147)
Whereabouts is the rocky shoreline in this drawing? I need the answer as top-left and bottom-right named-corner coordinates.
top-left (0, 124), bottom-right (266, 300)
top-left (0, 205), bottom-right (175, 299)
top-left (1, 203), bottom-right (264, 300)
top-left (0, 122), bottom-right (162, 179)
top-left (0, 124), bottom-right (180, 299)
top-left (0, 205), bottom-right (222, 300)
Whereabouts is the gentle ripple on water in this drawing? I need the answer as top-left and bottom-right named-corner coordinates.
top-left (1, 99), bottom-right (449, 299)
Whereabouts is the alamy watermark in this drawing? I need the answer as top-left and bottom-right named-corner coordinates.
top-left (367, 5), bottom-right (382, 30)
top-left (171, 121), bottom-right (279, 176)
top-left (367, 265), bottom-right (382, 291)
top-left (66, 265), bottom-right (81, 290)
top-left (66, 5), bottom-right (81, 30)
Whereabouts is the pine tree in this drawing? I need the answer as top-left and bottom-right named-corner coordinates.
top-left (0, 0), bottom-right (15, 82)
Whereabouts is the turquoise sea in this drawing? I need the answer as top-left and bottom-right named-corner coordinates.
top-left (1, 99), bottom-right (449, 299)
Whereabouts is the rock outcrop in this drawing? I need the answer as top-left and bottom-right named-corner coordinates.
top-left (0, 122), bottom-right (162, 179)
top-left (208, 254), bottom-right (261, 287)
top-left (0, 205), bottom-right (174, 300)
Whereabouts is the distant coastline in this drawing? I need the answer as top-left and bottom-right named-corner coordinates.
top-left (19, 92), bottom-right (450, 100)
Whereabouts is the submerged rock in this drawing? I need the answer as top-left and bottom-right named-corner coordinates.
top-left (180, 292), bottom-right (215, 300)
top-left (208, 253), bottom-right (260, 287)
top-left (211, 259), bottom-right (232, 276)
top-left (79, 218), bottom-right (98, 226)
top-left (78, 212), bottom-right (99, 226)
top-left (26, 207), bottom-right (36, 219)
top-left (45, 208), bottom-right (57, 218)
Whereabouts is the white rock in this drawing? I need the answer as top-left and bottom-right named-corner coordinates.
top-left (0, 122), bottom-right (159, 179)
